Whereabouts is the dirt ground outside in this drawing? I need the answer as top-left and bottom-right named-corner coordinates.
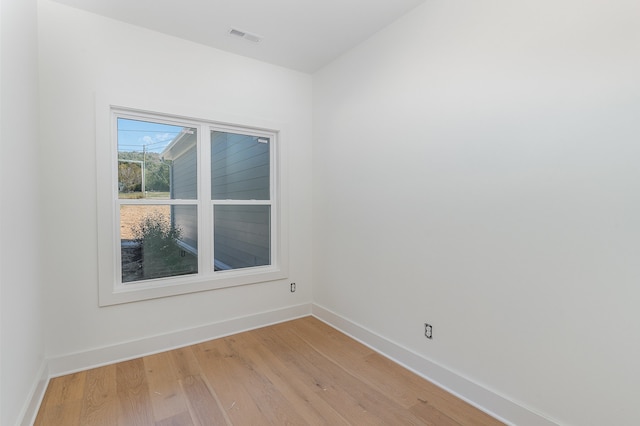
top-left (120, 205), bottom-right (170, 240)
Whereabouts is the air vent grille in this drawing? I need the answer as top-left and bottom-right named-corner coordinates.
top-left (229, 28), bottom-right (263, 43)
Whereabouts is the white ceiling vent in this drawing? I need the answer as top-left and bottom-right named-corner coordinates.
top-left (228, 28), bottom-right (263, 43)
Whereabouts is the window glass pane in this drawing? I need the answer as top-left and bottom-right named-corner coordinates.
top-left (214, 205), bottom-right (270, 270)
top-left (211, 131), bottom-right (270, 200)
top-left (121, 205), bottom-right (198, 283)
top-left (118, 118), bottom-right (197, 200)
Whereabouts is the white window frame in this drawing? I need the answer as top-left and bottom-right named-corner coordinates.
top-left (96, 96), bottom-right (288, 306)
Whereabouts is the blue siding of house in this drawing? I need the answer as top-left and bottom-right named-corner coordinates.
top-left (166, 131), bottom-right (271, 268)
top-left (168, 140), bottom-right (198, 253)
top-left (211, 131), bottom-right (270, 200)
top-left (214, 205), bottom-right (270, 269)
top-left (171, 146), bottom-right (197, 200)
top-left (211, 131), bottom-right (271, 269)
top-left (172, 205), bottom-right (198, 253)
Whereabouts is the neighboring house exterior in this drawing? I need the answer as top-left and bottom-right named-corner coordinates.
top-left (161, 130), bottom-right (199, 256)
top-left (162, 129), bottom-right (271, 270)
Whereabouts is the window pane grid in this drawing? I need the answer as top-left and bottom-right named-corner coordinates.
top-left (119, 204), bottom-right (198, 283)
top-left (117, 117), bottom-right (197, 201)
top-left (101, 106), bottom-right (282, 304)
top-left (210, 129), bottom-right (273, 272)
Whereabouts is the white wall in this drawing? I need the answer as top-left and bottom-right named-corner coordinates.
top-left (0, 0), bottom-right (46, 424)
top-left (26, 0), bottom-right (640, 424)
top-left (313, 1), bottom-right (640, 425)
top-left (38, 0), bottom-right (313, 358)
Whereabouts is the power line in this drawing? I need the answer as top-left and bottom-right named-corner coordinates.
top-left (118, 129), bottom-right (182, 133)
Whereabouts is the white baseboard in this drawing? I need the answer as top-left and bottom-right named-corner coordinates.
top-left (18, 360), bottom-right (49, 426)
top-left (47, 303), bottom-right (311, 377)
top-left (311, 303), bottom-right (558, 426)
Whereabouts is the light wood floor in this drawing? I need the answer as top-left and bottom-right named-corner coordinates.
top-left (35, 316), bottom-right (503, 425)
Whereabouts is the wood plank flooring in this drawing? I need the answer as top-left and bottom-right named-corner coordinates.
top-left (34, 316), bottom-right (503, 425)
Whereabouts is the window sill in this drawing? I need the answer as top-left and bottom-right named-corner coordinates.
top-left (99, 266), bottom-right (287, 306)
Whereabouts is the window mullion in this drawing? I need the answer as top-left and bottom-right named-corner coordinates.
top-left (199, 123), bottom-right (212, 275)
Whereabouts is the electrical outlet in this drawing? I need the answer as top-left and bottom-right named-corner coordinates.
top-left (290, 282), bottom-right (296, 292)
top-left (424, 323), bottom-right (433, 339)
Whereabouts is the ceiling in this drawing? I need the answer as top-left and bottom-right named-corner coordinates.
top-left (51, 0), bottom-right (426, 73)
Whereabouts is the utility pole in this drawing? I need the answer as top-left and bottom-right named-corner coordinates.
top-left (142, 145), bottom-right (146, 197)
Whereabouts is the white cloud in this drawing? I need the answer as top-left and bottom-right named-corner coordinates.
top-left (140, 133), bottom-right (175, 146)
top-left (155, 133), bottom-right (173, 142)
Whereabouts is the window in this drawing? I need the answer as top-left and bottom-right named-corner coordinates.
top-left (97, 103), bottom-right (287, 305)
